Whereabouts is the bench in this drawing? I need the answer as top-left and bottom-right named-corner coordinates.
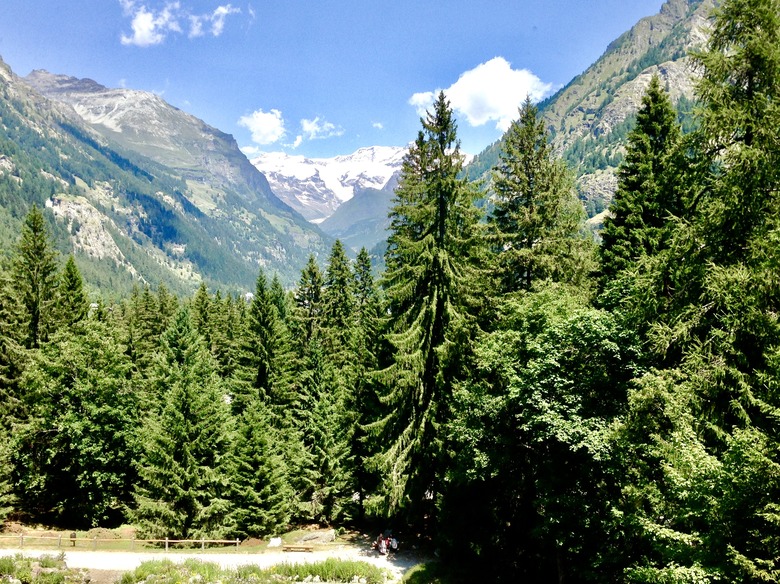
top-left (282, 544), bottom-right (314, 552)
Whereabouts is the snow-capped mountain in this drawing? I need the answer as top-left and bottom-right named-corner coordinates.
top-left (250, 145), bottom-right (406, 222)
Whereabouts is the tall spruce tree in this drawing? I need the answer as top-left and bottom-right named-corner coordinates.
top-left (489, 97), bottom-right (589, 294)
top-left (133, 308), bottom-right (234, 539)
top-left (55, 255), bottom-right (89, 329)
top-left (232, 395), bottom-right (292, 537)
top-left (617, 0), bottom-right (780, 580)
top-left (12, 205), bottom-right (59, 349)
top-left (599, 75), bottom-right (682, 289)
top-left (371, 92), bottom-right (480, 523)
top-left (0, 268), bottom-right (24, 423)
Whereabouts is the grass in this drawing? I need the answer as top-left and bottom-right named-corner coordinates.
top-left (0, 553), bottom-right (81, 584)
top-left (402, 562), bottom-right (458, 584)
top-left (117, 558), bottom-right (387, 584)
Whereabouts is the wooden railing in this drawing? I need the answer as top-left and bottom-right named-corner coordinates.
top-left (0, 534), bottom-right (242, 552)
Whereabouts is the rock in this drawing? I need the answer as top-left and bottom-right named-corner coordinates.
top-left (267, 537), bottom-right (282, 548)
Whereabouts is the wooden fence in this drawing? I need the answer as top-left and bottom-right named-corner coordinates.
top-left (0, 534), bottom-right (241, 552)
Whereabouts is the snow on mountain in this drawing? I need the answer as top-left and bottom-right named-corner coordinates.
top-left (250, 145), bottom-right (407, 222)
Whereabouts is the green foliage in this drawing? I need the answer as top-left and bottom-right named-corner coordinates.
top-left (372, 92), bottom-right (481, 524)
top-left (489, 97), bottom-right (594, 294)
top-left (231, 397), bottom-right (292, 537)
top-left (132, 308), bottom-right (234, 540)
top-left (11, 205), bottom-right (59, 349)
top-left (11, 318), bottom-right (139, 527)
top-left (267, 558), bottom-right (385, 583)
top-left (119, 558), bottom-right (385, 584)
top-left (599, 75), bottom-right (683, 291)
top-left (444, 283), bottom-right (640, 582)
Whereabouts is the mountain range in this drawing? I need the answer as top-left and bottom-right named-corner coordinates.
top-left (0, 0), bottom-right (715, 294)
top-left (0, 63), bottom-right (331, 294)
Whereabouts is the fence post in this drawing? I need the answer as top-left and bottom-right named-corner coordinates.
top-left (58, 535), bottom-right (62, 549)
top-left (165, 537), bottom-right (169, 552)
top-left (201, 538), bottom-right (204, 551)
top-left (235, 538), bottom-right (239, 549)
top-left (93, 536), bottom-right (97, 551)
top-left (132, 537), bottom-right (135, 552)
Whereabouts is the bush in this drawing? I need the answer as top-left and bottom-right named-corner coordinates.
top-left (120, 558), bottom-right (386, 584)
top-left (269, 558), bottom-right (385, 584)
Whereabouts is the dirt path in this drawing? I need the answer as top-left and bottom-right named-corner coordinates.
top-left (0, 546), bottom-right (418, 582)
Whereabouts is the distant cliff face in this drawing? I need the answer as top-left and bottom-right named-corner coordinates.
top-left (468, 0), bottom-right (716, 219)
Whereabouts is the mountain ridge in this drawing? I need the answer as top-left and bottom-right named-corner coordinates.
top-left (0, 59), bottom-right (332, 294)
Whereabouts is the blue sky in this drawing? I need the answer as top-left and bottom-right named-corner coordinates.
top-left (0, 1), bottom-right (666, 158)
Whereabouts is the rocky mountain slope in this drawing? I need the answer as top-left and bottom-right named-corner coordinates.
top-left (0, 64), bottom-right (331, 293)
top-left (249, 146), bottom-right (406, 222)
top-left (467, 0), bottom-right (715, 220)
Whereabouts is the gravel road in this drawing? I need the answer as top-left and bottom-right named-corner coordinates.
top-left (0, 546), bottom-right (417, 582)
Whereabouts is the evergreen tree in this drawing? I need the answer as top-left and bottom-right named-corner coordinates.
top-left (489, 97), bottom-right (590, 294)
top-left (55, 255), bottom-right (89, 329)
top-left (371, 92), bottom-right (480, 524)
top-left (190, 282), bottom-right (212, 341)
top-left (291, 255), bottom-right (324, 346)
top-left (209, 291), bottom-right (244, 380)
top-left (11, 318), bottom-right (139, 527)
top-left (351, 248), bottom-right (383, 518)
top-left (270, 273), bottom-right (289, 322)
top-left (599, 75), bottom-right (682, 289)
top-left (232, 396), bottom-right (292, 537)
top-left (132, 308), bottom-right (234, 539)
top-left (617, 1), bottom-right (780, 579)
top-left (289, 339), bottom-right (352, 524)
top-left (0, 268), bottom-right (25, 423)
top-left (233, 269), bottom-right (289, 414)
top-left (12, 205), bottom-right (59, 349)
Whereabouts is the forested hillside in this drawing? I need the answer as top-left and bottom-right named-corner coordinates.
top-left (467, 0), bottom-right (714, 218)
top-left (3, 0), bottom-right (780, 582)
top-left (0, 59), bottom-right (331, 296)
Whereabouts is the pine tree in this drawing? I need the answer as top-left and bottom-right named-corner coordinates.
top-left (321, 240), bottom-right (355, 360)
top-left (11, 318), bottom-right (139, 526)
top-left (289, 339), bottom-right (352, 524)
top-left (233, 269), bottom-right (289, 415)
top-left (599, 76), bottom-right (682, 288)
top-left (489, 97), bottom-right (590, 294)
top-left (12, 205), bottom-right (59, 349)
top-left (291, 255), bottom-right (324, 346)
top-left (132, 308), bottom-right (234, 539)
top-left (232, 396), bottom-right (292, 537)
top-left (371, 92), bottom-right (480, 522)
top-left (190, 282), bottom-right (212, 341)
top-left (617, 1), bottom-right (780, 579)
top-left (351, 247), bottom-right (382, 518)
top-left (55, 255), bottom-right (89, 328)
top-left (0, 268), bottom-right (25, 423)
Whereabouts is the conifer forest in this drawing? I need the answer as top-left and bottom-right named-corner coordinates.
top-left (4, 1), bottom-right (780, 581)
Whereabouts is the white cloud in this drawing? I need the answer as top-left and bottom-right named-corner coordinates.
top-left (300, 117), bottom-right (344, 140)
top-left (372, 122), bottom-right (384, 130)
top-left (291, 135), bottom-right (304, 149)
top-left (119, 1), bottom-right (241, 46)
top-left (238, 108), bottom-right (286, 145)
top-left (211, 5), bottom-right (240, 35)
top-left (190, 4), bottom-right (240, 37)
top-left (120, 1), bottom-right (182, 47)
top-left (240, 145), bottom-right (262, 157)
top-left (409, 57), bottom-right (555, 131)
